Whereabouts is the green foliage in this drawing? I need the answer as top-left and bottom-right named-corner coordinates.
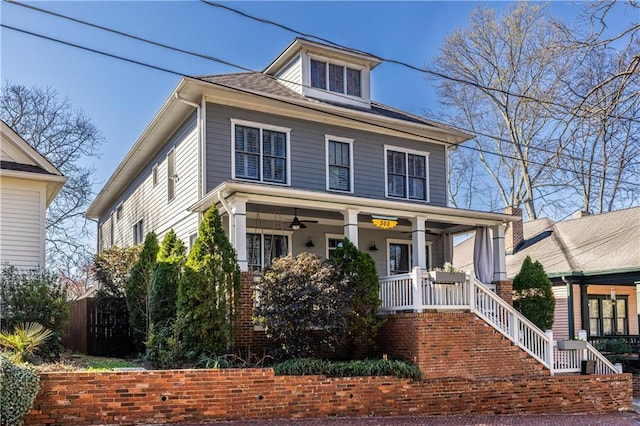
top-left (273, 358), bottom-right (422, 381)
top-left (0, 354), bottom-right (40, 426)
top-left (594, 338), bottom-right (633, 364)
top-left (513, 256), bottom-right (555, 330)
top-left (176, 207), bottom-right (240, 361)
top-left (330, 238), bottom-right (384, 359)
top-left (146, 231), bottom-right (186, 368)
top-left (0, 266), bottom-right (69, 358)
top-left (93, 245), bottom-right (142, 298)
top-left (150, 230), bottom-right (186, 328)
top-left (0, 323), bottom-right (53, 363)
top-left (86, 359), bottom-right (139, 371)
top-left (125, 232), bottom-right (159, 354)
top-left (256, 252), bottom-right (349, 359)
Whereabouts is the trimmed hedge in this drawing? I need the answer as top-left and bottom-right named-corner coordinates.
top-left (273, 358), bottom-right (423, 381)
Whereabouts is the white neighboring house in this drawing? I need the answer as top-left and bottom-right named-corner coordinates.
top-left (0, 120), bottom-right (67, 270)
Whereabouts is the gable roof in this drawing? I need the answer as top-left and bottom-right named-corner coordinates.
top-left (0, 120), bottom-right (66, 206)
top-left (453, 207), bottom-right (640, 278)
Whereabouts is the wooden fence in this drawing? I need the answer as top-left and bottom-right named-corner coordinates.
top-left (64, 297), bottom-right (134, 357)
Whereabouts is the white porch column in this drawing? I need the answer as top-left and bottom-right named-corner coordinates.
top-left (492, 224), bottom-right (507, 281)
top-left (343, 209), bottom-right (359, 248)
top-left (411, 216), bottom-right (427, 270)
top-left (230, 197), bottom-right (248, 272)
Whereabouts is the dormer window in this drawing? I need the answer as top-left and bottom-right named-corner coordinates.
top-left (310, 59), bottom-right (362, 98)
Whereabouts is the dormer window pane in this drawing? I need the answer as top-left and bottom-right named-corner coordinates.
top-left (329, 64), bottom-right (344, 93)
top-left (347, 68), bottom-right (361, 97)
top-left (310, 60), bottom-right (326, 90)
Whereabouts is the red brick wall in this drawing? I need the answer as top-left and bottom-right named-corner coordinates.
top-left (377, 312), bottom-right (546, 379)
top-left (25, 369), bottom-right (632, 425)
top-left (494, 280), bottom-right (514, 306)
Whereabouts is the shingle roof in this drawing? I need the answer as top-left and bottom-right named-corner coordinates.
top-left (0, 160), bottom-right (53, 175)
top-left (198, 72), bottom-right (455, 130)
top-left (453, 207), bottom-right (640, 277)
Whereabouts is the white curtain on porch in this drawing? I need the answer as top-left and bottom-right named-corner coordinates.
top-left (473, 226), bottom-right (493, 284)
top-left (443, 233), bottom-right (453, 264)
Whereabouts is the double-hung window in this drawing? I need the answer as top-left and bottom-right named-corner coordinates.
top-left (385, 146), bottom-right (429, 201)
top-left (133, 219), bottom-right (144, 245)
top-left (247, 232), bottom-right (290, 272)
top-left (310, 58), bottom-right (362, 98)
top-left (326, 136), bottom-right (353, 192)
top-left (233, 120), bottom-right (290, 185)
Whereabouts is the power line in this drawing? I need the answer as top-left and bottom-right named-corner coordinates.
top-left (2, 22), bottom-right (637, 189)
top-left (7, 0), bottom-right (632, 175)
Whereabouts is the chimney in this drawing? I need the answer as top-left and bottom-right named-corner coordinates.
top-left (504, 206), bottom-right (523, 255)
top-left (573, 210), bottom-right (591, 219)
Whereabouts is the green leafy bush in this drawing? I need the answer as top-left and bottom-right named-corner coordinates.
top-left (513, 256), bottom-right (555, 330)
top-left (330, 238), bottom-right (384, 359)
top-left (93, 245), bottom-right (142, 298)
top-left (0, 266), bottom-right (69, 358)
top-left (125, 232), bottom-right (159, 354)
top-left (256, 253), bottom-right (348, 359)
top-left (0, 354), bottom-right (40, 426)
top-left (177, 207), bottom-right (240, 360)
top-left (273, 358), bottom-right (422, 381)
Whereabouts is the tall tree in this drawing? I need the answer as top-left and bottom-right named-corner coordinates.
top-left (125, 232), bottom-right (158, 354)
top-left (513, 256), bottom-right (555, 331)
top-left (177, 207), bottom-right (240, 360)
top-left (150, 230), bottom-right (186, 328)
top-left (433, 3), bottom-right (572, 219)
top-left (0, 83), bottom-right (103, 275)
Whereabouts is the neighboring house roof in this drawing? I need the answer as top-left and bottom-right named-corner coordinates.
top-left (0, 120), bottom-right (67, 206)
top-left (453, 207), bottom-right (640, 279)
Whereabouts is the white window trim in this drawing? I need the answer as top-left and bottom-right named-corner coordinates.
top-left (230, 119), bottom-right (292, 186)
top-left (116, 204), bottom-right (123, 221)
top-left (152, 163), bottom-right (159, 187)
top-left (325, 233), bottom-right (345, 259)
top-left (325, 135), bottom-right (354, 193)
top-left (383, 145), bottom-right (430, 202)
top-left (308, 53), bottom-right (366, 100)
top-left (386, 238), bottom-right (412, 276)
top-left (167, 149), bottom-right (176, 203)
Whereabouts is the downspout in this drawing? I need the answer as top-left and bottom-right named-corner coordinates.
top-left (562, 276), bottom-right (574, 338)
top-left (174, 92), bottom-right (202, 199)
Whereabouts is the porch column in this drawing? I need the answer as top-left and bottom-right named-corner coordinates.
top-left (491, 224), bottom-right (507, 281)
top-left (343, 209), bottom-right (359, 248)
top-left (229, 197), bottom-right (248, 272)
top-left (411, 216), bottom-right (427, 270)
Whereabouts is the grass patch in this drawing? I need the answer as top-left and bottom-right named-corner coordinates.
top-left (87, 359), bottom-right (139, 371)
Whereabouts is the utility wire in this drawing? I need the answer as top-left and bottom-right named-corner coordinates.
top-left (5, 0), bottom-right (630, 173)
top-left (3, 21), bottom-right (638, 190)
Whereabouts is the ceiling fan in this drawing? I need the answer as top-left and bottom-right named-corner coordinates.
top-left (289, 208), bottom-right (318, 230)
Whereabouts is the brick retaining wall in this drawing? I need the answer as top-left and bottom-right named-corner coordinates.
top-left (25, 369), bottom-right (632, 425)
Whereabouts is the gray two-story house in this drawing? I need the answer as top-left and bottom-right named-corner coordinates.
top-left (86, 38), bottom-right (513, 284)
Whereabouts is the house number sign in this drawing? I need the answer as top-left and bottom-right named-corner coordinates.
top-left (371, 215), bottom-right (398, 230)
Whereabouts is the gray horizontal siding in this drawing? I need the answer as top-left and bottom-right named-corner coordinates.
top-left (205, 103), bottom-right (447, 207)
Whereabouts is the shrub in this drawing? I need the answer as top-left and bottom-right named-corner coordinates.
top-left (146, 230), bottom-right (186, 368)
top-left (273, 358), bottom-right (422, 380)
top-left (0, 323), bottom-right (52, 363)
top-left (0, 266), bottom-right (69, 358)
top-left (513, 256), bottom-right (555, 330)
top-left (0, 354), bottom-right (40, 426)
top-left (93, 245), bottom-right (142, 298)
top-left (177, 207), bottom-right (240, 360)
top-left (330, 238), bottom-right (384, 359)
top-left (256, 253), bottom-right (349, 359)
top-left (125, 232), bottom-right (159, 354)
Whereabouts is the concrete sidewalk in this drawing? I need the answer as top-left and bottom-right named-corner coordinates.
top-left (168, 412), bottom-right (640, 426)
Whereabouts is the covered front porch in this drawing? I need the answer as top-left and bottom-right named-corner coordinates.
top-left (191, 181), bottom-right (513, 282)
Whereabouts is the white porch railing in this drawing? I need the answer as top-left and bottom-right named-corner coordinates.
top-left (378, 267), bottom-right (620, 376)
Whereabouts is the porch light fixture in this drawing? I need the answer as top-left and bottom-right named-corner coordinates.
top-left (289, 208), bottom-right (307, 230)
top-left (369, 241), bottom-right (378, 251)
top-left (305, 238), bottom-right (315, 248)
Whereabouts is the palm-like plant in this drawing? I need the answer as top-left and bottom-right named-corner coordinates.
top-left (0, 322), bottom-right (53, 362)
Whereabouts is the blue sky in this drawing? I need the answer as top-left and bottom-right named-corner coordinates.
top-left (1, 1), bottom-right (633, 189)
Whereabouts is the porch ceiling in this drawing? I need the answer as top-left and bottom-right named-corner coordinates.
top-left (189, 181), bottom-right (515, 230)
